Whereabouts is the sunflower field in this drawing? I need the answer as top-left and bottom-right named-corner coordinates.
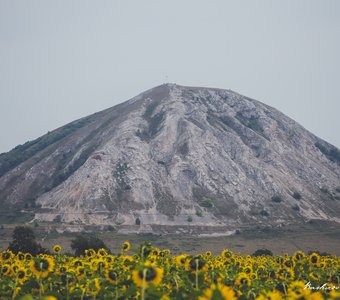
top-left (0, 242), bottom-right (339, 300)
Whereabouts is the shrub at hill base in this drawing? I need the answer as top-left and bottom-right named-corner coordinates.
top-left (8, 226), bottom-right (48, 255)
top-left (70, 235), bottom-right (109, 256)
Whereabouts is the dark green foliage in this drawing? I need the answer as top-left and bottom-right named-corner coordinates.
top-left (138, 103), bottom-right (165, 141)
top-left (0, 117), bottom-right (93, 177)
top-left (292, 205), bottom-right (300, 211)
top-left (198, 198), bottom-right (213, 208)
top-left (292, 192), bottom-right (302, 200)
top-left (271, 195), bottom-right (283, 203)
top-left (147, 112), bottom-right (165, 137)
top-left (252, 249), bottom-right (273, 256)
top-left (219, 115), bottom-right (233, 126)
top-left (187, 216), bottom-right (193, 222)
top-left (335, 187), bottom-right (340, 193)
top-left (143, 101), bottom-right (159, 119)
top-left (177, 142), bottom-right (189, 156)
top-left (53, 215), bottom-right (62, 223)
top-left (315, 142), bottom-right (340, 164)
top-left (8, 226), bottom-right (48, 255)
top-left (236, 112), bottom-right (264, 134)
top-left (260, 210), bottom-right (269, 217)
top-left (70, 235), bottom-right (109, 256)
top-left (106, 225), bottom-right (115, 232)
top-left (320, 187), bottom-right (329, 194)
top-left (47, 145), bottom-right (96, 191)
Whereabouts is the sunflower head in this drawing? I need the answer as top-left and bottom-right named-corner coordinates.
top-left (17, 252), bottom-right (25, 261)
top-left (122, 242), bottom-right (131, 252)
top-left (25, 253), bottom-right (33, 261)
top-left (16, 268), bottom-right (28, 284)
top-left (309, 253), bottom-right (321, 266)
top-left (132, 265), bottom-right (163, 288)
top-left (30, 256), bottom-right (55, 278)
top-left (288, 281), bottom-right (310, 298)
top-left (85, 278), bottom-right (101, 296)
top-left (235, 272), bottom-right (251, 286)
top-left (176, 254), bottom-right (188, 267)
top-left (292, 250), bottom-right (305, 262)
top-left (1, 264), bottom-right (11, 275)
top-left (221, 249), bottom-right (233, 259)
top-left (53, 244), bottom-right (62, 254)
top-left (106, 269), bottom-right (119, 283)
top-left (85, 249), bottom-right (96, 258)
top-left (98, 248), bottom-right (108, 257)
top-left (199, 284), bottom-right (236, 300)
top-left (1, 250), bottom-right (14, 261)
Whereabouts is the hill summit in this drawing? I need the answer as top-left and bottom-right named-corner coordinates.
top-left (1, 84), bottom-right (340, 232)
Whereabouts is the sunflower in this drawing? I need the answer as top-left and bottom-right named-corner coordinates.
top-left (43, 297), bottom-right (58, 300)
top-left (73, 259), bottom-right (83, 267)
top-left (105, 269), bottom-right (119, 283)
top-left (288, 281), bottom-right (311, 298)
top-left (309, 271), bottom-right (320, 281)
top-left (235, 272), bottom-right (251, 286)
top-left (205, 251), bottom-right (212, 258)
top-left (16, 267), bottom-right (28, 284)
top-left (199, 283), bottom-right (236, 300)
top-left (98, 248), bottom-right (108, 257)
top-left (1, 250), bottom-right (14, 261)
top-left (85, 249), bottom-right (96, 258)
top-left (277, 268), bottom-right (294, 280)
top-left (55, 265), bottom-right (68, 275)
top-left (309, 253), bottom-right (321, 266)
top-left (292, 251), bottom-right (305, 262)
top-left (95, 259), bottom-right (107, 272)
top-left (122, 256), bottom-right (134, 269)
top-left (11, 263), bottom-right (20, 274)
top-left (132, 265), bottom-right (163, 288)
top-left (176, 254), bottom-right (188, 267)
top-left (105, 255), bottom-right (114, 263)
top-left (257, 290), bottom-right (284, 300)
top-left (25, 253), bottom-right (33, 261)
top-left (30, 256), bottom-right (55, 278)
top-left (1, 264), bottom-right (11, 275)
top-left (283, 258), bottom-right (294, 269)
top-left (185, 255), bottom-right (207, 273)
top-left (308, 292), bottom-right (325, 300)
top-left (85, 278), bottom-right (101, 296)
top-left (17, 252), bottom-right (25, 261)
top-left (53, 244), bottom-right (62, 254)
top-left (243, 265), bottom-right (253, 274)
top-left (221, 249), bottom-right (233, 259)
top-left (122, 241), bottom-right (131, 252)
top-left (256, 265), bottom-right (267, 277)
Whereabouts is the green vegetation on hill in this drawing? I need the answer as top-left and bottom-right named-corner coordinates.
top-left (315, 142), bottom-right (340, 164)
top-left (0, 117), bottom-right (93, 177)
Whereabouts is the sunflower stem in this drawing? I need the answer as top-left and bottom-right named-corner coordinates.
top-left (80, 288), bottom-right (85, 300)
top-left (195, 259), bottom-right (199, 291)
top-left (174, 275), bottom-right (179, 291)
top-left (141, 268), bottom-right (147, 300)
top-left (66, 275), bottom-right (70, 300)
top-left (11, 278), bottom-right (18, 300)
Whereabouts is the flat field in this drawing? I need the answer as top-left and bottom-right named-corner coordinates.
top-left (0, 220), bottom-right (339, 255)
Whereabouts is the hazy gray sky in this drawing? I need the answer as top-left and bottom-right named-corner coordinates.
top-left (1, 0), bottom-right (339, 154)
